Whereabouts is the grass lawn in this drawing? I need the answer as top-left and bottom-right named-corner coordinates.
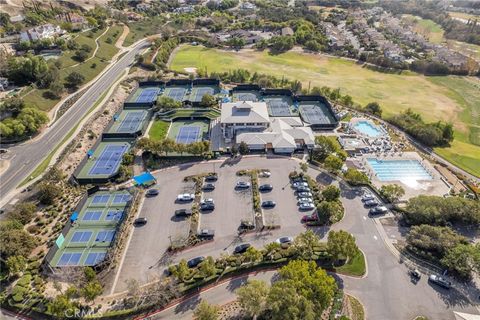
top-left (170, 45), bottom-right (480, 177)
top-left (123, 16), bottom-right (166, 46)
top-left (448, 11), bottom-right (480, 21)
top-left (333, 250), bottom-right (366, 277)
top-left (148, 120), bottom-right (170, 141)
top-left (402, 15), bottom-right (444, 44)
top-left (23, 25), bottom-right (123, 113)
top-left (57, 28), bottom-right (106, 68)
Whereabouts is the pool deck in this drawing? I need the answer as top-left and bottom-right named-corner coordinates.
top-left (358, 152), bottom-right (450, 200)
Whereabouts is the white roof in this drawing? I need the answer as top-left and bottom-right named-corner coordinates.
top-left (237, 118), bottom-right (314, 149)
top-left (454, 312), bottom-right (480, 320)
top-left (221, 101), bottom-right (270, 124)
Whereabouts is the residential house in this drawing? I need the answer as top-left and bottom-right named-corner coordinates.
top-left (20, 24), bottom-right (64, 42)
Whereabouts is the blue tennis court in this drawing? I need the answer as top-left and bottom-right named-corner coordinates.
top-left (83, 211), bottom-right (102, 221)
top-left (71, 231), bottom-right (92, 243)
top-left (176, 126), bottom-right (200, 144)
top-left (135, 88), bottom-right (160, 103)
top-left (113, 194), bottom-right (131, 204)
top-left (88, 144), bottom-right (129, 176)
top-left (85, 252), bottom-right (106, 266)
top-left (106, 211), bottom-right (123, 221)
top-left (96, 230), bottom-right (116, 242)
top-left (58, 253), bottom-right (82, 266)
top-left (165, 87), bottom-right (186, 101)
top-left (92, 195), bottom-right (110, 204)
top-left (117, 111), bottom-right (144, 133)
top-left (192, 87), bottom-right (215, 101)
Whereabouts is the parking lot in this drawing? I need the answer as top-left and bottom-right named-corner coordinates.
top-left (113, 157), bottom-right (309, 293)
top-left (199, 171), bottom-right (254, 239)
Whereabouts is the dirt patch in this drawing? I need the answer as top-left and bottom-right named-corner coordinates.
top-left (183, 67), bottom-right (197, 73)
top-left (219, 300), bottom-right (246, 320)
top-left (380, 217), bottom-right (397, 227)
top-left (116, 24), bottom-right (130, 48)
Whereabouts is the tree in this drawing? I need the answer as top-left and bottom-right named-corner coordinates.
top-left (65, 71), bottom-right (85, 89)
top-left (379, 184), bottom-right (405, 203)
top-left (47, 294), bottom-right (79, 318)
top-left (236, 280), bottom-right (269, 319)
top-left (81, 280), bottom-right (103, 303)
top-left (344, 168), bottom-right (369, 185)
top-left (441, 244), bottom-right (480, 279)
top-left (160, 138), bottom-right (176, 156)
top-left (37, 181), bottom-right (61, 205)
top-left (8, 202), bottom-right (36, 225)
top-left (193, 300), bottom-right (219, 320)
top-left (312, 136), bottom-right (346, 162)
top-left (269, 36), bottom-right (295, 53)
top-left (0, 227), bottom-right (36, 258)
top-left (156, 96), bottom-right (182, 110)
top-left (293, 230), bottom-right (321, 260)
top-left (171, 259), bottom-right (191, 282)
top-left (322, 185), bottom-right (340, 202)
top-left (230, 143), bottom-right (238, 156)
top-left (299, 162), bottom-right (308, 173)
top-left (199, 256), bottom-right (216, 277)
top-left (406, 225), bottom-right (467, 259)
top-left (73, 49), bottom-right (89, 62)
top-left (324, 155), bottom-right (343, 173)
top-left (243, 246), bottom-right (262, 265)
top-left (199, 94), bottom-right (217, 108)
top-left (364, 102), bottom-right (382, 117)
top-left (317, 201), bottom-right (343, 225)
top-left (6, 255), bottom-right (27, 278)
top-left (268, 260), bottom-right (337, 319)
top-left (48, 82), bottom-right (64, 99)
top-left (327, 230), bottom-right (358, 263)
top-left (84, 267), bottom-right (96, 282)
top-left (238, 141), bottom-right (249, 155)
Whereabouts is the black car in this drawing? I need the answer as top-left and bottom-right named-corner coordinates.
top-left (205, 175), bottom-right (218, 182)
top-left (296, 186), bottom-right (311, 193)
top-left (203, 183), bottom-right (215, 191)
top-left (292, 176), bottom-right (307, 183)
top-left (261, 200), bottom-right (276, 208)
top-left (197, 229), bottom-right (215, 239)
top-left (134, 217), bottom-right (147, 226)
top-left (200, 203), bottom-right (215, 211)
top-left (428, 275), bottom-right (452, 289)
top-left (175, 208), bottom-right (193, 217)
top-left (258, 184), bottom-right (273, 192)
top-left (146, 189), bottom-right (159, 197)
top-left (409, 269), bottom-right (421, 281)
top-left (187, 256), bottom-right (205, 268)
top-left (234, 243), bottom-right (251, 254)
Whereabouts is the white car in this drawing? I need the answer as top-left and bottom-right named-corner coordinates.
top-left (298, 197), bottom-right (313, 203)
top-left (201, 198), bottom-right (214, 204)
top-left (299, 202), bottom-right (315, 210)
top-left (177, 193), bottom-right (195, 201)
top-left (361, 193), bottom-right (375, 202)
top-left (260, 171), bottom-right (271, 177)
top-left (275, 236), bottom-right (293, 245)
top-left (297, 192), bottom-right (313, 198)
top-left (293, 181), bottom-right (308, 188)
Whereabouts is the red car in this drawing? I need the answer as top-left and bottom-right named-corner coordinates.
top-left (301, 213), bottom-right (318, 223)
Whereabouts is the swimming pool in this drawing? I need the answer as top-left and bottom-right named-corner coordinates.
top-left (367, 159), bottom-right (432, 182)
top-left (353, 120), bottom-right (384, 137)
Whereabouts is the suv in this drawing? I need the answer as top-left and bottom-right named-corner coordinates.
top-left (197, 229), bottom-right (215, 239)
top-left (235, 181), bottom-right (251, 189)
top-left (261, 200), bottom-right (276, 208)
top-left (234, 243), bottom-right (251, 254)
top-left (364, 199), bottom-right (379, 207)
top-left (205, 175), bottom-right (218, 182)
top-left (187, 256), bottom-right (205, 268)
top-left (258, 184), bottom-right (273, 192)
top-left (175, 208), bottom-right (193, 217)
top-left (275, 236), bottom-right (293, 245)
top-left (146, 189), bottom-right (159, 197)
top-left (200, 202), bottom-right (215, 211)
top-left (134, 217), bottom-right (147, 226)
top-left (202, 183), bottom-right (215, 191)
top-left (428, 275), bottom-right (451, 289)
top-left (301, 213), bottom-right (318, 222)
top-left (177, 193), bottom-right (195, 202)
top-left (369, 206), bottom-right (388, 215)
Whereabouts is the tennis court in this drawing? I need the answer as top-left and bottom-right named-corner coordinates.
top-left (136, 88), bottom-right (160, 103)
top-left (167, 119), bottom-right (210, 144)
top-left (164, 87), bottom-right (187, 102)
top-left (232, 91), bottom-right (260, 102)
top-left (264, 96), bottom-right (294, 117)
top-left (190, 86), bottom-right (217, 102)
top-left (299, 103), bottom-right (337, 126)
top-left (117, 111), bottom-right (145, 133)
top-left (88, 144), bottom-right (129, 176)
top-left (176, 126), bottom-right (200, 144)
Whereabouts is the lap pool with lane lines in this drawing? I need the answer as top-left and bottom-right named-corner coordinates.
top-left (367, 158), bottom-right (433, 182)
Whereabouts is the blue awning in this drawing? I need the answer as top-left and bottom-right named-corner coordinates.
top-left (133, 172), bottom-right (156, 186)
top-left (70, 211), bottom-right (79, 222)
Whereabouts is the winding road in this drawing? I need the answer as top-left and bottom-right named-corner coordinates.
top-left (0, 39), bottom-right (150, 207)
